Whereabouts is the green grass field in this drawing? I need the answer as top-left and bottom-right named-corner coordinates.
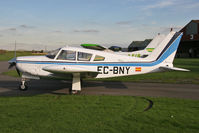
top-left (0, 95), bottom-right (198, 133)
top-left (0, 51), bottom-right (34, 61)
top-left (3, 58), bottom-right (199, 84)
top-left (1, 52), bottom-right (199, 132)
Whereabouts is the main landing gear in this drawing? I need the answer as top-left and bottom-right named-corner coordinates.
top-left (19, 78), bottom-right (28, 91)
top-left (69, 73), bottom-right (81, 94)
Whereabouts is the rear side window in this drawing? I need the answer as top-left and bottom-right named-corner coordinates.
top-left (78, 52), bottom-right (92, 61)
top-left (57, 50), bottom-right (76, 60)
top-left (94, 55), bottom-right (105, 61)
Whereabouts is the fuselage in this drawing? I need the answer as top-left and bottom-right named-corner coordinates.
top-left (15, 45), bottom-right (176, 80)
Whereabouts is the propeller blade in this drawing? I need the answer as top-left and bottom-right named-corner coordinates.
top-left (8, 57), bottom-right (20, 76)
top-left (16, 67), bottom-right (21, 76)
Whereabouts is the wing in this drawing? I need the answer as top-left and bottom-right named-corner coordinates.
top-left (42, 65), bottom-right (98, 73)
top-left (159, 66), bottom-right (190, 72)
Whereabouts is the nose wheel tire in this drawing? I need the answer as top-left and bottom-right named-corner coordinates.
top-left (19, 84), bottom-right (28, 91)
top-left (19, 78), bottom-right (28, 91)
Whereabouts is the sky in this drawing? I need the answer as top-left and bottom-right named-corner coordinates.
top-left (0, 0), bottom-right (199, 50)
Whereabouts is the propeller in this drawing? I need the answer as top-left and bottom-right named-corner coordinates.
top-left (8, 57), bottom-right (21, 76)
top-left (8, 41), bottom-right (20, 76)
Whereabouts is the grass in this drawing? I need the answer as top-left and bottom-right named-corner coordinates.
top-left (0, 51), bottom-right (33, 61)
top-left (2, 70), bottom-right (19, 77)
top-left (0, 95), bottom-right (198, 133)
top-left (2, 58), bottom-right (199, 84)
top-left (1, 53), bottom-right (199, 132)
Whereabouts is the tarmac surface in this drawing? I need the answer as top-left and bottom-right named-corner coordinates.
top-left (0, 61), bottom-right (199, 100)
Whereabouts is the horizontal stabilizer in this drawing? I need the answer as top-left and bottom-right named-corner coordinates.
top-left (160, 66), bottom-right (190, 72)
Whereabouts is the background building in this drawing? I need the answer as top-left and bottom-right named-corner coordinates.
top-left (177, 20), bottom-right (199, 58)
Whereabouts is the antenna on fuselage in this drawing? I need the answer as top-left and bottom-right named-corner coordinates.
top-left (14, 40), bottom-right (17, 58)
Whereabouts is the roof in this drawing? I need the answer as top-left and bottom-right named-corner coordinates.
top-left (128, 39), bottom-right (152, 48)
top-left (180, 20), bottom-right (199, 32)
top-left (192, 20), bottom-right (199, 23)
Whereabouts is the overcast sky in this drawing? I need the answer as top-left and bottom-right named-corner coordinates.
top-left (0, 0), bottom-right (199, 50)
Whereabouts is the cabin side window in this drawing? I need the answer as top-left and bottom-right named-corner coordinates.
top-left (57, 50), bottom-right (76, 60)
top-left (77, 52), bottom-right (92, 61)
top-left (94, 55), bottom-right (105, 61)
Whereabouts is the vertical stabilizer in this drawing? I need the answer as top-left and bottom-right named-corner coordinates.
top-left (145, 34), bottom-right (166, 52)
top-left (160, 32), bottom-right (183, 64)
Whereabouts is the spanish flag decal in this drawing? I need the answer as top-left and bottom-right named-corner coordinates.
top-left (135, 67), bottom-right (141, 72)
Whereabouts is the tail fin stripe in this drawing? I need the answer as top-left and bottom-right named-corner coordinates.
top-left (156, 32), bottom-right (182, 61)
top-left (156, 32), bottom-right (182, 63)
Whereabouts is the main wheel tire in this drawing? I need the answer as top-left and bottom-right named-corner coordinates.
top-left (19, 83), bottom-right (28, 91)
top-left (69, 89), bottom-right (80, 95)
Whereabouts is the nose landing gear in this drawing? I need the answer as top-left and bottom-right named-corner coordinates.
top-left (19, 78), bottom-right (28, 91)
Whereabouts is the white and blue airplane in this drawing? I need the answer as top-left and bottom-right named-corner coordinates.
top-left (8, 31), bottom-right (189, 94)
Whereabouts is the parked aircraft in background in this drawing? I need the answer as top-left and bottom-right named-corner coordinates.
top-left (8, 31), bottom-right (189, 94)
top-left (81, 32), bottom-right (167, 58)
top-left (122, 33), bottom-right (167, 57)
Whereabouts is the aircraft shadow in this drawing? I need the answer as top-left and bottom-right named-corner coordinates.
top-left (0, 79), bottom-right (127, 97)
top-left (82, 81), bottom-right (127, 89)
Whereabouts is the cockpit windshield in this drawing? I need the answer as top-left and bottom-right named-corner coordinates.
top-left (46, 48), bottom-right (60, 59)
